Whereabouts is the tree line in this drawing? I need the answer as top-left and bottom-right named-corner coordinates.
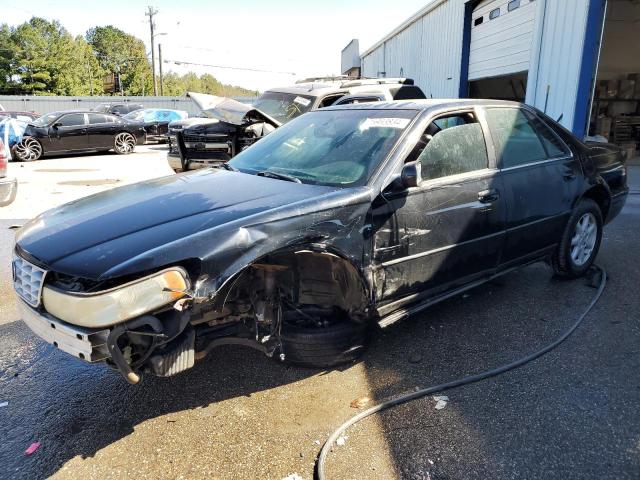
top-left (0, 18), bottom-right (257, 97)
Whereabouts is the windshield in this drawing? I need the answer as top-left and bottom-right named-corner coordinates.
top-left (123, 109), bottom-right (146, 121)
top-left (31, 113), bottom-right (59, 127)
top-left (229, 109), bottom-right (416, 187)
top-left (252, 91), bottom-right (314, 124)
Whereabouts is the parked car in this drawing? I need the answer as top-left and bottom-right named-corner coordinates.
top-left (13, 100), bottom-right (627, 383)
top-left (93, 102), bottom-right (143, 116)
top-left (0, 140), bottom-right (17, 206)
top-left (11, 111), bottom-right (146, 161)
top-left (0, 111), bottom-right (39, 122)
top-left (123, 108), bottom-right (188, 143)
top-left (170, 77), bottom-right (427, 172)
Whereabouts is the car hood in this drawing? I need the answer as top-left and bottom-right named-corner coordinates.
top-left (16, 170), bottom-right (343, 280)
top-left (169, 117), bottom-right (217, 130)
top-left (187, 92), bottom-right (281, 127)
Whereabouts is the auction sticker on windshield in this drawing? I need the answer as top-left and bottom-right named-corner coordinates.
top-left (360, 117), bottom-right (411, 130)
top-left (293, 96), bottom-right (311, 107)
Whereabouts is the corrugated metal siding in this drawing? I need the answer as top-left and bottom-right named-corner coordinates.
top-left (0, 95), bottom-right (258, 116)
top-left (468, 0), bottom-right (537, 80)
top-left (361, 0), bottom-right (466, 98)
top-left (341, 39), bottom-right (361, 74)
top-left (525, 0), bottom-right (590, 131)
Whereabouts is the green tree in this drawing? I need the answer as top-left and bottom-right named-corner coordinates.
top-left (8, 17), bottom-right (101, 95)
top-left (86, 25), bottom-right (152, 95)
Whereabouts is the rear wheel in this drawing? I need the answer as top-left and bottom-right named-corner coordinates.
top-left (551, 198), bottom-right (603, 278)
top-left (12, 137), bottom-right (42, 161)
top-left (114, 132), bottom-right (136, 154)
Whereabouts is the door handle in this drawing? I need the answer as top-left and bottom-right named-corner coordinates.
top-left (478, 189), bottom-right (499, 204)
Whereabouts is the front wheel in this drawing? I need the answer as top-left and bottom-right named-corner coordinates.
top-left (551, 198), bottom-right (603, 278)
top-left (12, 137), bottom-right (42, 161)
top-left (114, 132), bottom-right (136, 154)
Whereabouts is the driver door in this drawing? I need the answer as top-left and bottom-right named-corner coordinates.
top-left (48, 113), bottom-right (88, 152)
top-left (371, 109), bottom-right (506, 307)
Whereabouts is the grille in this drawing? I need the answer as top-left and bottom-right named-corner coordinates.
top-left (13, 255), bottom-right (47, 307)
top-left (183, 134), bottom-right (229, 143)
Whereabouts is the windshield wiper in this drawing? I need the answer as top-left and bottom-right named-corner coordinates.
top-left (256, 170), bottom-right (302, 183)
top-left (214, 162), bottom-right (238, 172)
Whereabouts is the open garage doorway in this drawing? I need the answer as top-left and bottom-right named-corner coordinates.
top-left (588, 0), bottom-right (640, 159)
top-left (469, 72), bottom-right (528, 101)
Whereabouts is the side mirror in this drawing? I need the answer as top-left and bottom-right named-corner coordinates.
top-left (51, 122), bottom-right (61, 129)
top-left (401, 161), bottom-right (422, 188)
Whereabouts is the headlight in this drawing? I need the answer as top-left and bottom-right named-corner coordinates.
top-left (42, 268), bottom-right (189, 328)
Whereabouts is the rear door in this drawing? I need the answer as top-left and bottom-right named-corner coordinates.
top-left (48, 113), bottom-right (88, 152)
top-left (87, 113), bottom-right (117, 149)
top-left (372, 108), bottom-right (506, 306)
top-left (483, 106), bottom-right (579, 265)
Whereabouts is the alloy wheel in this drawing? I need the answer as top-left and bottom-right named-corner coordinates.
top-left (14, 137), bottom-right (42, 161)
top-left (114, 133), bottom-right (135, 154)
top-left (570, 212), bottom-right (597, 266)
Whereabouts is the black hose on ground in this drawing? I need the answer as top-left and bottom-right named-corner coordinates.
top-left (315, 265), bottom-right (607, 480)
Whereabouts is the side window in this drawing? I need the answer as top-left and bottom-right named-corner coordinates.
top-left (489, 8), bottom-right (500, 19)
top-left (319, 94), bottom-right (345, 108)
top-left (508, 0), bottom-right (521, 11)
top-left (409, 112), bottom-right (489, 181)
top-left (58, 113), bottom-right (86, 127)
top-left (88, 113), bottom-right (107, 124)
top-left (525, 111), bottom-right (571, 158)
top-left (486, 108), bottom-right (550, 168)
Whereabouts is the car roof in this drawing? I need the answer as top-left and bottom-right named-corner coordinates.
top-left (265, 82), bottom-right (416, 98)
top-left (324, 98), bottom-right (524, 112)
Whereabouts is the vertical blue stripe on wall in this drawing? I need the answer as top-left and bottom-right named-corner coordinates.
top-left (573, 0), bottom-right (607, 138)
top-left (459, 1), bottom-right (474, 97)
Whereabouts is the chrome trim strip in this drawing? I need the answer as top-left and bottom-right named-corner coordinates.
top-left (500, 154), bottom-right (574, 173)
top-left (378, 211), bottom-right (568, 268)
top-left (380, 230), bottom-right (505, 268)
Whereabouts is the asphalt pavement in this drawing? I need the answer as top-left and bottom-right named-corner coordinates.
top-left (0, 151), bottom-right (638, 480)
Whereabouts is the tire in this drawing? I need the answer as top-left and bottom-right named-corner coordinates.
top-left (551, 198), bottom-right (603, 278)
top-left (12, 137), bottom-right (42, 161)
top-left (114, 132), bottom-right (136, 154)
top-left (280, 320), bottom-right (370, 368)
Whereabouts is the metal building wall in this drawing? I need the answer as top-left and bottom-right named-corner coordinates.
top-left (0, 95), bottom-right (258, 116)
top-left (525, 0), bottom-right (592, 133)
top-left (361, 0), bottom-right (467, 98)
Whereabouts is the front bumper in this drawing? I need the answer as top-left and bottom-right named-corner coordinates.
top-left (0, 176), bottom-right (17, 206)
top-left (18, 300), bottom-right (109, 362)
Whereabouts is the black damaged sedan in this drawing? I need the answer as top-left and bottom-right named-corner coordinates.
top-left (13, 100), bottom-right (628, 383)
top-left (12, 111), bottom-right (146, 161)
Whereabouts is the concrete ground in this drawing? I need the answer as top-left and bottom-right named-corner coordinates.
top-left (0, 150), bottom-right (639, 480)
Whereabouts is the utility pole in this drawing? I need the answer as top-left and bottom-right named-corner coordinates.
top-left (158, 43), bottom-right (164, 96)
top-left (145, 6), bottom-right (158, 96)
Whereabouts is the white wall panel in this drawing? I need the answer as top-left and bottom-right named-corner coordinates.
top-left (525, 0), bottom-right (591, 131)
top-left (360, 0), bottom-right (466, 98)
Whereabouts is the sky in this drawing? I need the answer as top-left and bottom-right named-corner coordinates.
top-left (0, 0), bottom-right (431, 91)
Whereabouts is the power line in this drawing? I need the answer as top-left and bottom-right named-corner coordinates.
top-left (163, 59), bottom-right (296, 76)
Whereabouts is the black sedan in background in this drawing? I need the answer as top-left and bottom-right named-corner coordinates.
top-left (12, 111), bottom-right (146, 161)
top-left (92, 102), bottom-right (143, 116)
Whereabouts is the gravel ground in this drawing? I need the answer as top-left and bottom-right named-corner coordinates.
top-left (0, 151), bottom-right (638, 479)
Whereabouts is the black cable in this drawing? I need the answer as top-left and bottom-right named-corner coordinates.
top-left (316, 265), bottom-right (607, 480)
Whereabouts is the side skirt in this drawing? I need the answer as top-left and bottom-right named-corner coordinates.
top-left (376, 247), bottom-right (556, 329)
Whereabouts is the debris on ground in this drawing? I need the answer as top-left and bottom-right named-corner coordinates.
top-left (434, 395), bottom-right (449, 410)
top-left (408, 352), bottom-right (423, 364)
top-left (25, 442), bottom-right (40, 455)
top-left (281, 473), bottom-right (303, 480)
top-left (0, 401), bottom-right (7, 408)
top-left (350, 396), bottom-right (371, 409)
top-left (336, 435), bottom-right (348, 446)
